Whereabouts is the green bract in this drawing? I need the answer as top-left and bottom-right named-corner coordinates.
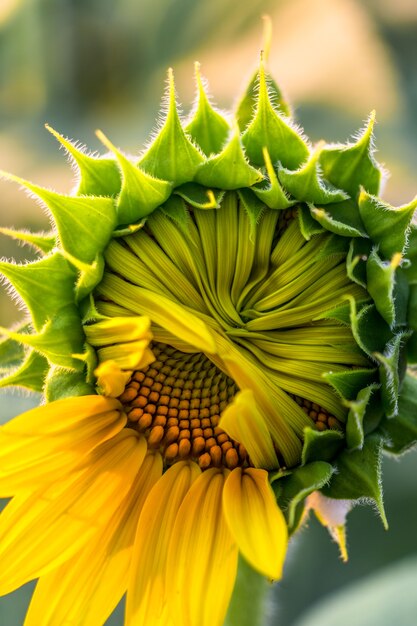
top-left (1, 57), bottom-right (416, 549)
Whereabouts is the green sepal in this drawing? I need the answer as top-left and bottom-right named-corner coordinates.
top-left (319, 111), bottom-right (382, 198)
top-left (358, 190), bottom-right (417, 258)
top-left (185, 63), bottom-right (230, 156)
top-left (324, 368), bottom-right (378, 401)
top-left (45, 124), bottom-right (122, 197)
top-left (301, 428), bottom-right (344, 465)
top-left (138, 69), bottom-right (204, 186)
top-left (237, 189), bottom-right (266, 241)
top-left (0, 227), bottom-right (56, 255)
top-left (0, 349), bottom-right (48, 392)
top-left (0, 306), bottom-right (85, 370)
top-left (348, 297), bottom-right (393, 357)
top-left (374, 331), bottom-right (410, 418)
top-left (241, 62), bottom-right (308, 169)
top-left (345, 384), bottom-right (379, 450)
top-left (159, 195), bottom-right (192, 237)
top-left (95, 130), bottom-right (172, 224)
top-left (45, 366), bottom-right (96, 402)
top-left (0, 328), bottom-right (27, 371)
top-left (278, 143), bottom-right (349, 205)
top-left (252, 147), bottom-right (295, 210)
top-left (298, 204), bottom-right (325, 240)
top-left (321, 433), bottom-right (388, 529)
top-left (0, 253), bottom-right (77, 331)
top-left (72, 343), bottom-right (98, 386)
top-left (316, 300), bottom-right (353, 325)
top-left (366, 248), bottom-right (400, 327)
top-left (381, 372), bottom-right (417, 454)
top-left (174, 182), bottom-right (224, 209)
top-left (346, 238), bottom-right (372, 288)
top-left (406, 332), bottom-right (417, 364)
top-left (112, 222), bottom-right (145, 238)
top-left (61, 250), bottom-right (105, 302)
top-left (394, 268), bottom-right (410, 328)
top-left (309, 199), bottom-right (367, 237)
top-left (194, 125), bottom-right (263, 190)
top-left (235, 66), bottom-right (291, 132)
top-left (408, 284), bottom-right (417, 330)
top-left (1, 172), bottom-right (118, 264)
top-left (272, 461), bottom-right (334, 533)
top-left (402, 225), bottom-right (417, 284)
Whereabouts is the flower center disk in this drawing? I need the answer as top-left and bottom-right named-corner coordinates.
top-left (118, 342), bottom-right (246, 470)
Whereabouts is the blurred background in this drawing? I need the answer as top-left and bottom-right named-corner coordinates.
top-left (0, 0), bottom-right (416, 624)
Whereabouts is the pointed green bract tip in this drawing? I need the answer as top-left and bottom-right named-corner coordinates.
top-left (138, 68), bottom-right (204, 186)
top-left (185, 63), bottom-right (230, 157)
top-left (45, 124), bottom-right (122, 197)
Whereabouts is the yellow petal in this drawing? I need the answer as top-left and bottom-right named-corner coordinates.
top-left (24, 453), bottom-right (162, 626)
top-left (219, 389), bottom-right (278, 469)
top-left (0, 395), bottom-right (126, 495)
top-left (94, 360), bottom-right (132, 397)
top-left (0, 429), bottom-right (147, 594)
top-left (223, 467), bottom-right (288, 580)
top-left (126, 460), bottom-right (201, 625)
top-left (84, 315), bottom-right (152, 346)
top-left (166, 468), bottom-right (238, 626)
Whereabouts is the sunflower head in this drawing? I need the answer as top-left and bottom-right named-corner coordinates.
top-left (0, 44), bottom-right (417, 621)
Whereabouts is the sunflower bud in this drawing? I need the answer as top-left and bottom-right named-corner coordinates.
top-left (0, 43), bottom-right (416, 626)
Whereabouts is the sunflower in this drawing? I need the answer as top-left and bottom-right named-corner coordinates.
top-left (0, 50), bottom-right (416, 626)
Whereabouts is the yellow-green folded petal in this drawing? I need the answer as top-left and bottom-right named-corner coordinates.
top-left (223, 467), bottom-right (288, 580)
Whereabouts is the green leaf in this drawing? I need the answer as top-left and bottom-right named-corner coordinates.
top-left (278, 142), bottom-right (349, 205)
top-left (273, 461), bottom-right (334, 532)
top-left (381, 372), bottom-right (417, 454)
top-left (95, 130), bottom-right (172, 224)
top-left (195, 124), bottom-right (263, 190)
top-left (309, 199), bottom-right (367, 237)
top-left (358, 190), bottom-right (417, 258)
top-left (45, 124), bottom-right (122, 197)
top-left (0, 253), bottom-right (77, 331)
top-left (138, 69), bottom-right (204, 186)
top-left (174, 182), bottom-right (224, 209)
top-left (319, 111), bottom-right (382, 199)
top-left (241, 60), bottom-right (308, 169)
top-left (185, 63), bottom-right (230, 156)
top-left (301, 428), bottom-right (344, 465)
top-left (0, 227), bottom-right (56, 255)
top-left (0, 350), bottom-right (48, 392)
top-left (322, 433), bottom-right (387, 528)
top-left (345, 384), bottom-right (379, 450)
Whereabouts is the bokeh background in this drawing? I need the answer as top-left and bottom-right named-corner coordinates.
top-left (0, 0), bottom-right (416, 625)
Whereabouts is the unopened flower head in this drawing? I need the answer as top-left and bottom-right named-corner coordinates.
top-left (0, 48), bottom-right (416, 626)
